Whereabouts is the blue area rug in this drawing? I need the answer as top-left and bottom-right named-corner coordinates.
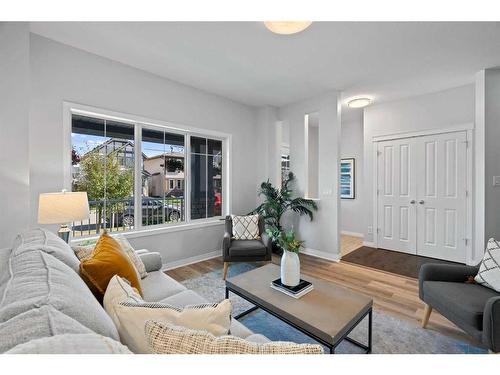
top-left (180, 262), bottom-right (486, 354)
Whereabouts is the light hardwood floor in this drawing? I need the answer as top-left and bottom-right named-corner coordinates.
top-left (340, 234), bottom-right (363, 256)
top-left (166, 235), bottom-right (474, 345)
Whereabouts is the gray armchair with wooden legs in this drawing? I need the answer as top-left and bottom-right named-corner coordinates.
top-left (222, 215), bottom-right (272, 280)
top-left (419, 263), bottom-right (500, 353)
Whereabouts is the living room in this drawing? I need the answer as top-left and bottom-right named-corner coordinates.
top-left (1, 1), bottom-right (500, 372)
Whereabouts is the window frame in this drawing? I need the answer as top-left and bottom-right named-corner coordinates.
top-left (64, 102), bottom-right (230, 239)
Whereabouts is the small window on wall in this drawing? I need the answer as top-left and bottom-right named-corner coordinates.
top-left (190, 136), bottom-right (223, 219)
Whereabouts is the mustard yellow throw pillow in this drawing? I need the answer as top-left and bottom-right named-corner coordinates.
top-left (79, 232), bottom-right (142, 302)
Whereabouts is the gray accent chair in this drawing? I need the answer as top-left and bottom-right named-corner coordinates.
top-left (222, 215), bottom-right (272, 280)
top-left (419, 263), bottom-right (500, 352)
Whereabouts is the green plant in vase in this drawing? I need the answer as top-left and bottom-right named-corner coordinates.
top-left (267, 228), bottom-right (304, 287)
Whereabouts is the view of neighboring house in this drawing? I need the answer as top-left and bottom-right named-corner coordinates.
top-left (72, 137), bottom-right (185, 198)
top-left (143, 152), bottom-right (185, 197)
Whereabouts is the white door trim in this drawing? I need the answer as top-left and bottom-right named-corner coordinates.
top-left (372, 125), bottom-right (474, 264)
top-left (372, 123), bottom-right (474, 142)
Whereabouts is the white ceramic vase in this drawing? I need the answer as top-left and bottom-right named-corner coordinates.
top-left (281, 250), bottom-right (300, 287)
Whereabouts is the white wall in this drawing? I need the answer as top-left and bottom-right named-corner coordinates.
top-left (363, 85), bottom-right (475, 251)
top-left (340, 108), bottom-right (364, 236)
top-left (0, 23), bottom-right (31, 249)
top-left (278, 91), bottom-right (341, 260)
top-left (479, 69), bottom-right (500, 243)
top-left (26, 34), bottom-right (260, 264)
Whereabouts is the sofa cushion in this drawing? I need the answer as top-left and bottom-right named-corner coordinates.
top-left (245, 333), bottom-right (271, 344)
top-left (230, 319), bottom-right (254, 339)
top-left (158, 289), bottom-right (254, 339)
top-left (140, 271), bottom-right (186, 302)
top-left (0, 305), bottom-right (93, 353)
top-left (229, 240), bottom-right (267, 257)
top-left (0, 248), bottom-right (12, 304)
top-left (13, 228), bottom-right (80, 273)
top-left (6, 333), bottom-right (132, 354)
top-left (423, 280), bottom-right (499, 330)
top-left (158, 289), bottom-right (206, 307)
top-left (0, 248), bottom-right (119, 340)
top-left (145, 321), bottom-right (323, 354)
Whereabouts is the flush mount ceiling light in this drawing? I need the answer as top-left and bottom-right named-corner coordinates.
top-left (264, 21), bottom-right (312, 35)
top-left (347, 97), bottom-right (372, 108)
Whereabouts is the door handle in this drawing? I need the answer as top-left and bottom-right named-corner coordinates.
top-left (419, 200), bottom-right (425, 205)
top-left (410, 200), bottom-right (416, 204)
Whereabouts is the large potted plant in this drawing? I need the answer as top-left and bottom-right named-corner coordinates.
top-left (268, 229), bottom-right (304, 287)
top-left (253, 172), bottom-right (318, 253)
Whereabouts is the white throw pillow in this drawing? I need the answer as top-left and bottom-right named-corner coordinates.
top-left (475, 238), bottom-right (500, 292)
top-left (145, 321), bottom-right (324, 354)
top-left (231, 214), bottom-right (260, 240)
top-left (103, 276), bottom-right (232, 354)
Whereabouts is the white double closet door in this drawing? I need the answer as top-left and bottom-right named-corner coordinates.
top-left (377, 131), bottom-right (467, 263)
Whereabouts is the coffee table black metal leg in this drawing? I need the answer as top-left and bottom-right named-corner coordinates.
top-left (225, 287), bottom-right (229, 299)
top-left (367, 308), bottom-right (373, 353)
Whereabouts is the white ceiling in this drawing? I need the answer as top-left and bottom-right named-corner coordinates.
top-left (30, 22), bottom-right (500, 107)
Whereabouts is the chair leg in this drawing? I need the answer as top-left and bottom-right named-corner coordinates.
top-left (421, 304), bottom-right (432, 328)
top-left (223, 262), bottom-right (229, 280)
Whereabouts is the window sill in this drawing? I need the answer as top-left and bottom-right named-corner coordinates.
top-left (70, 219), bottom-right (224, 244)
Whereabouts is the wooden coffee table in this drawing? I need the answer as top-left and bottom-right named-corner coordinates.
top-left (225, 263), bottom-right (373, 354)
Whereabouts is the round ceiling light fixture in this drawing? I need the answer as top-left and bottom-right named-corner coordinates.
top-left (347, 97), bottom-right (373, 109)
top-left (264, 21), bottom-right (312, 35)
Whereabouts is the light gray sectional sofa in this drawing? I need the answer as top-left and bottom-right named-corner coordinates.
top-left (0, 228), bottom-right (268, 353)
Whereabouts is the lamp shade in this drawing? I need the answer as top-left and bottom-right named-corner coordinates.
top-left (38, 191), bottom-right (90, 224)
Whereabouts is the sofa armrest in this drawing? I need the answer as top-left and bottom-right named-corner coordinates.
top-left (419, 263), bottom-right (479, 299)
top-left (138, 251), bottom-right (163, 272)
top-left (484, 296), bottom-right (500, 352)
top-left (222, 232), bottom-right (231, 260)
top-left (261, 231), bottom-right (272, 255)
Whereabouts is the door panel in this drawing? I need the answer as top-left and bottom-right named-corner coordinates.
top-left (377, 138), bottom-right (417, 254)
top-left (416, 131), bottom-right (467, 262)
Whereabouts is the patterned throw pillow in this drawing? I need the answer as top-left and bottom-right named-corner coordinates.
top-left (103, 276), bottom-right (231, 354)
top-left (115, 235), bottom-right (148, 279)
top-left (72, 244), bottom-right (94, 262)
top-left (145, 321), bottom-right (324, 354)
top-left (475, 238), bottom-right (500, 292)
top-left (231, 214), bottom-right (260, 240)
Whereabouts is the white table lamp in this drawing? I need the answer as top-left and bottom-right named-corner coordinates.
top-left (38, 191), bottom-right (90, 242)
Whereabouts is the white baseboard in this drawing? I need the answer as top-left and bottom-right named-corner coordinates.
top-left (162, 250), bottom-right (220, 271)
top-left (302, 248), bottom-right (340, 262)
top-left (362, 241), bottom-right (375, 247)
top-left (163, 246), bottom-right (342, 271)
top-left (341, 230), bottom-right (364, 238)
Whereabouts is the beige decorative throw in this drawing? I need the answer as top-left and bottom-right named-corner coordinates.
top-left (231, 214), bottom-right (260, 240)
top-left (145, 321), bottom-right (324, 354)
top-left (103, 276), bottom-right (232, 354)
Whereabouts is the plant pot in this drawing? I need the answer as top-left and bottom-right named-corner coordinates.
top-left (281, 250), bottom-right (300, 287)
